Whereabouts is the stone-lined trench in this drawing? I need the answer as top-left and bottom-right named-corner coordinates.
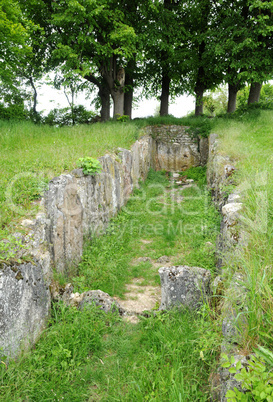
top-left (0, 125), bottom-right (209, 359)
top-left (0, 125), bottom-right (245, 400)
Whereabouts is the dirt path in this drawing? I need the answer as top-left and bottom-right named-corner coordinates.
top-left (115, 173), bottom-right (194, 321)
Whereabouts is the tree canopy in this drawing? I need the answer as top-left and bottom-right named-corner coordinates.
top-left (0, 0), bottom-right (272, 120)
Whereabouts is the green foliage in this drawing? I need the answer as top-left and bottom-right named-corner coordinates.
top-left (135, 115), bottom-right (212, 138)
top-left (212, 110), bottom-right (273, 350)
top-left (203, 88), bottom-right (228, 116)
top-left (0, 230), bottom-right (28, 262)
top-left (237, 84), bottom-right (273, 110)
top-left (222, 354), bottom-right (273, 401)
top-left (179, 166), bottom-right (207, 186)
top-left (0, 301), bottom-right (119, 401)
top-left (116, 114), bottom-right (130, 122)
top-left (76, 157), bottom-right (102, 176)
top-left (185, 117), bottom-right (212, 138)
top-left (0, 103), bottom-right (27, 120)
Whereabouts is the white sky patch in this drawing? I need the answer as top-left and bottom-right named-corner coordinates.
top-left (36, 81), bottom-right (195, 118)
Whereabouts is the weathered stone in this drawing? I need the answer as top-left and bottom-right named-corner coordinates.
top-left (221, 273), bottom-right (248, 346)
top-left (71, 168), bottom-right (85, 178)
top-left (157, 255), bottom-right (170, 264)
top-left (207, 133), bottom-right (251, 401)
top-left (199, 136), bottom-right (209, 166)
top-left (0, 262), bottom-right (51, 359)
top-left (79, 290), bottom-right (125, 315)
top-left (44, 136), bottom-right (155, 272)
top-left (207, 134), bottom-right (236, 211)
top-left (158, 266), bottom-right (211, 310)
top-left (21, 219), bottom-right (35, 228)
top-left (216, 202), bottom-right (243, 270)
top-left (153, 127), bottom-right (201, 171)
top-left (145, 125), bottom-right (209, 170)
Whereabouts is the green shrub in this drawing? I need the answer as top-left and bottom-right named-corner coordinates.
top-left (43, 105), bottom-right (96, 126)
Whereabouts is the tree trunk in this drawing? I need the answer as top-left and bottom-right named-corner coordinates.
top-left (112, 90), bottom-right (124, 117)
top-left (83, 73), bottom-right (110, 122)
top-left (124, 79), bottom-right (133, 119)
top-left (99, 84), bottom-right (110, 122)
top-left (195, 86), bottom-right (204, 116)
top-left (227, 84), bottom-right (238, 113)
top-left (29, 76), bottom-right (38, 115)
top-left (248, 82), bottom-right (262, 105)
top-left (101, 58), bottom-right (125, 119)
top-left (194, 40), bottom-right (206, 117)
top-left (160, 74), bottom-right (170, 116)
top-left (124, 89), bottom-right (133, 119)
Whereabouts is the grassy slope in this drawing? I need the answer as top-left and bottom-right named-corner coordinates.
top-left (212, 109), bottom-right (273, 349)
top-left (0, 120), bottom-right (139, 234)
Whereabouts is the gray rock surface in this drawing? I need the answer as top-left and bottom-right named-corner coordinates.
top-left (157, 255), bottom-right (170, 264)
top-left (145, 125), bottom-right (203, 171)
top-left (207, 133), bottom-right (250, 401)
top-left (207, 134), bottom-right (236, 211)
top-left (0, 261), bottom-right (51, 359)
top-left (79, 290), bottom-right (125, 315)
top-left (1, 128), bottom-right (207, 359)
top-left (158, 266), bottom-right (211, 310)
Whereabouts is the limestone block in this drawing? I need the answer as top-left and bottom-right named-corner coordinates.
top-left (207, 134), bottom-right (236, 211)
top-left (145, 125), bottom-right (202, 171)
top-left (79, 290), bottom-right (125, 315)
top-left (0, 262), bottom-right (50, 359)
top-left (100, 154), bottom-right (122, 216)
top-left (118, 148), bottom-right (133, 204)
top-left (45, 174), bottom-right (84, 272)
top-left (158, 266), bottom-right (211, 310)
top-left (199, 136), bottom-right (209, 166)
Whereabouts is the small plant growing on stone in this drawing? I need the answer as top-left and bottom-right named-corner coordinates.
top-left (222, 353), bottom-right (273, 401)
top-left (76, 157), bottom-right (102, 176)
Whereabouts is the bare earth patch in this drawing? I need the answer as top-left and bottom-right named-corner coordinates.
top-left (115, 278), bottom-right (161, 318)
top-left (140, 239), bottom-right (153, 244)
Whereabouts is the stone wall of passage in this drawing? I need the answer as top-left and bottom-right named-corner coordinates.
top-left (207, 134), bottom-right (248, 402)
top-left (45, 135), bottom-right (156, 273)
top-left (145, 125), bottom-right (208, 171)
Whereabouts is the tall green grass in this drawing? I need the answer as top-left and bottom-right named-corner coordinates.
top-left (212, 110), bottom-right (273, 350)
top-left (0, 302), bottom-right (220, 401)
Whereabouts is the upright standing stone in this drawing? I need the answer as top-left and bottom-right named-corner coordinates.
top-left (158, 266), bottom-right (211, 310)
top-left (0, 262), bottom-right (51, 359)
